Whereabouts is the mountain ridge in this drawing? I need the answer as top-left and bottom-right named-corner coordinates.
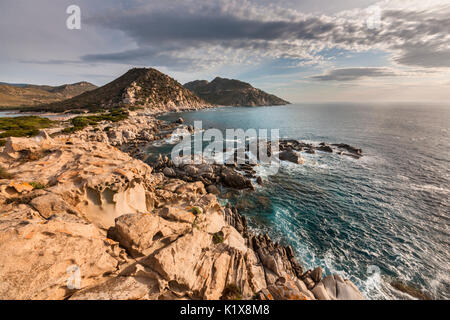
top-left (0, 82), bottom-right (97, 108)
top-left (184, 77), bottom-right (290, 107)
top-left (31, 68), bottom-right (210, 112)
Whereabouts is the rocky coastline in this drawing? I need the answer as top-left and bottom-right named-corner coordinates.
top-left (0, 108), bottom-right (364, 300)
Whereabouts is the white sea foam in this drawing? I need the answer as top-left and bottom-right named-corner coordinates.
top-left (411, 184), bottom-right (450, 194)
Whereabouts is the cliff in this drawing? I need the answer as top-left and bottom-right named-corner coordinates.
top-left (0, 110), bottom-right (363, 300)
top-left (184, 77), bottom-right (290, 106)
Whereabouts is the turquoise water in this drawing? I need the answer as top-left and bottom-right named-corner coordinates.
top-left (154, 103), bottom-right (450, 300)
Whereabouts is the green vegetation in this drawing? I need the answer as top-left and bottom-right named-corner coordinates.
top-left (213, 231), bottom-right (224, 244)
top-left (221, 284), bottom-right (242, 300)
top-left (0, 116), bottom-right (54, 139)
top-left (189, 206), bottom-right (204, 216)
top-left (29, 182), bottom-right (47, 190)
top-left (62, 108), bottom-right (129, 133)
top-left (0, 167), bottom-right (13, 180)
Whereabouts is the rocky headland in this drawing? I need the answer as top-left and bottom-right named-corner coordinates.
top-left (184, 77), bottom-right (290, 107)
top-left (0, 107), bottom-right (364, 300)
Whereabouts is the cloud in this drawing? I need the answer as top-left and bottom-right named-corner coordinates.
top-left (310, 67), bottom-right (398, 81)
top-left (77, 0), bottom-right (450, 71)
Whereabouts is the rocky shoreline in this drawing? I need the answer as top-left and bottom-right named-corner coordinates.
top-left (0, 108), bottom-right (364, 300)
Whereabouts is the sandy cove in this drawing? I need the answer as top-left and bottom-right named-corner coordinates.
top-left (0, 108), bottom-right (364, 300)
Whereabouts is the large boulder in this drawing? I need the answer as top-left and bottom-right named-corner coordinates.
top-left (279, 148), bottom-right (304, 164)
top-left (221, 167), bottom-right (254, 190)
top-left (0, 214), bottom-right (122, 300)
top-left (318, 275), bottom-right (364, 300)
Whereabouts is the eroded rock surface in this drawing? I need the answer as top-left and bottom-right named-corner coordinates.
top-left (0, 111), bottom-right (364, 301)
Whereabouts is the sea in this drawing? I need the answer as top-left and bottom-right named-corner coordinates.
top-left (151, 103), bottom-right (450, 300)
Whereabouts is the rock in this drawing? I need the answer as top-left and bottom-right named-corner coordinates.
top-left (332, 143), bottom-right (362, 156)
top-left (279, 148), bottom-right (305, 164)
top-left (107, 213), bottom-right (190, 258)
top-left (30, 193), bottom-right (79, 219)
top-left (0, 109), bottom-right (365, 301)
top-left (8, 181), bottom-right (34, 193)
top-left (235, 198), bottom-right (256, 211)
top-left (221, 167), bottom-right (254, 190)
top-left (70, 274), bottom-right (158, 300)
top-left (303, 276), bottom-right (316, 290)
top-left (320, 275), bottom-right (364, 300)
top-left (163, 167), bottom-right (176, 177)
top-left (390, 280), bottom-right (431, 300)
top-left (317, 145), bottom-right (333, 153)
top-left (175, 117), bottom-right (184, 124)
top-left (310, 266), bottom-right (323, 283)
top-left (311, 282), bottom-right (332, 300)
top-left (267, 282), bottom-right (309, 300)
top-left (256, 176), bottom-right (263, 185)
top-left (0, 215), bottom-right (121, 300)
top-left (206, 185), bottom-right (220, 195)
top-left (160, 206), bottom-right (196, 224)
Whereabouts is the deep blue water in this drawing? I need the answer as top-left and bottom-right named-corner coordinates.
top-left (154, 103), bottom-right (449, 300)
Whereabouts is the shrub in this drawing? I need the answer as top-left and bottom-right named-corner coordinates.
top-left (0, 116), bottom-right (54, 139)
top-left (189, 206), bottom-right (203, 216)
top-left (213, 231), bottom-right (224, 244)
top-left (62, 109), bottom-right (129, 134)
top-left (29, 182), bottom-right (47, 190)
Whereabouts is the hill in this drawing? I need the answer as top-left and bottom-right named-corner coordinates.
top-left (0, 82), bottom-right (97, 108)
top-left (30, 68), bottom-right (210, 112)
top-left (184, 77), bottom-right (290, 106)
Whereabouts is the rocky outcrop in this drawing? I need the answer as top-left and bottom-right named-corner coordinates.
top-left (279, 140), bottom-right (363, 159)
top-left (279, 148), bottom-right (305, 164)
top-left (152, 156), bottom-right (255, 191)
top-left (0, 209), bottom-right (125, 299)
top-left (0, 111), bottom-right (364, 300)
top-left (184, 77), bottom-right (290, 107)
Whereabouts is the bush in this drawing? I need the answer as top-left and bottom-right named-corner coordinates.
top-left (0, 116), bottom-right (54, 139)
top-left (189, 206), bottom-right (203, 216)
top-left (29, 182), bottom-right (47, 190)
top-left (62, 109), bottom-right (129, 134)
top-left (213, 231), bottom-right (224, 244)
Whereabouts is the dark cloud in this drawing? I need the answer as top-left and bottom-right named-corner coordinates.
top-left (310, 68), bottom-right (397, 81)
top-left (394, 45), bottom-right (450, 68)
top-left (81, 2), bottom-right (450, 70)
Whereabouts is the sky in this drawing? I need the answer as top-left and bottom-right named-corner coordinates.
top-left (1, 0), bottom-right (449, 103)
